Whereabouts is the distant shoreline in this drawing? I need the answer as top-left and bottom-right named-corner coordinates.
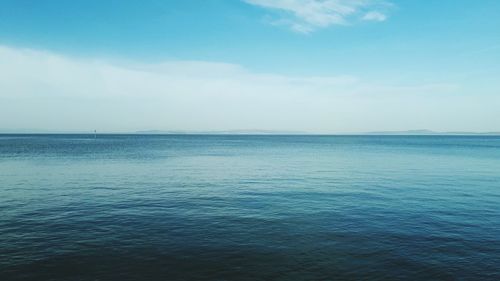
top-left (1, 131), bottom-right (500, 136)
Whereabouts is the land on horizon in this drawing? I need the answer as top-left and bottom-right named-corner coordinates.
top-left (1, 129), bottom-right (500, 135)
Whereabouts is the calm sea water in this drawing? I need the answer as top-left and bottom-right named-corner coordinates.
top-left (1, 134), bottom-right (499, 281)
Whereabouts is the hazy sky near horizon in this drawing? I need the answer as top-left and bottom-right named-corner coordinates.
top-left (1, 0), bottom-right (499, 133)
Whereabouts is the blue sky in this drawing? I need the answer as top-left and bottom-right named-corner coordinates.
top-left (1, 0), bottom-right (499, 133)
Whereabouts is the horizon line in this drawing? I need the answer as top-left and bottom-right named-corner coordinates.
top-left (1, 129), bottom-right (500, 136)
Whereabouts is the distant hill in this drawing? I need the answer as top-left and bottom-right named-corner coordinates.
top-left (134, 129), bottom-right (306, 135)
top-left (366, 130), bottom-right (500, 135)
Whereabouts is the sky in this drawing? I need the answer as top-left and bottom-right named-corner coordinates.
top-left (0, 0), bottom-right (499, 133)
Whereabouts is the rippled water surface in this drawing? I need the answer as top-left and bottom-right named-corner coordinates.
top-left (1, 134), bottom-right (499, 280)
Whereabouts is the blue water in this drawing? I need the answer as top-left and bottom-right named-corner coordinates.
top-left (1, 135), bottom-right (499, 280)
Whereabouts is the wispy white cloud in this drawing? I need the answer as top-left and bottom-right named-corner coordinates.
top-left (244, 0), bottom-right (392, 33)
top-left (362, 11), bottom-right (387, 22)
top-left (0, 45), bottom-right (483, 133)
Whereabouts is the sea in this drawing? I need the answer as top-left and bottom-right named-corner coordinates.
top-left (1, 134), bottom-right (499, 280)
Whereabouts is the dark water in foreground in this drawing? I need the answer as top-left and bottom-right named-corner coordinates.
top-left (1, 135), bottom-right (499, 281)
